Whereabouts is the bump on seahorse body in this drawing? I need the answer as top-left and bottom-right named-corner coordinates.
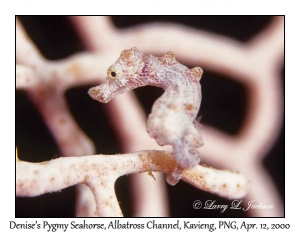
top-left (120, 47), bottom-right (143, 67)
top-left (159, 51), bottom-right (177, 66)
top-left (186, 67), bottom-right (203, 81)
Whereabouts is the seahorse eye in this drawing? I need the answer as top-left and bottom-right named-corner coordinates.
top-left (110, 71), bottom-right (117, 78)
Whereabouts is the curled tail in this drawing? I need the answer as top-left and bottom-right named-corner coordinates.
top-left (166, 141), bottom-right (201, 185)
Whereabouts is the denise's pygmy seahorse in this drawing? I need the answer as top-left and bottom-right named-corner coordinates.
top-left (88, 47), bottom-right (203, 185)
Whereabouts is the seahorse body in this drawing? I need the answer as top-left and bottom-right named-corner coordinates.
top-left (88, 47), bottom-right (203, 185)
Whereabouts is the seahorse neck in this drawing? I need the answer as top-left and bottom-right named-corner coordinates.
top-left (152, 69), bottom-right (187, 96)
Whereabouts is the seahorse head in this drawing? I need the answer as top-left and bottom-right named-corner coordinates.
top-left (88, 47), bottom-right (146, 103)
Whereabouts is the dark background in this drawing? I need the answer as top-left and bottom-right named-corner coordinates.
top-left (16, 16), bottom-right (284, 217)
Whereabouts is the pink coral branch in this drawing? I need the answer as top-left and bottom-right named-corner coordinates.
top-left (16, 18), bottom-right (97, 216)
top-left (197, 17), bottom-right (284, 217)
top-left (69, 16), bottom-right (117, 51)
top-left (16, 19), bottom-right (44, 66)
top-left (16, 65), bottom-right (39, 89)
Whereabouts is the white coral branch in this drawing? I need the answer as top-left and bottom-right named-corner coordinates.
top-left (16, 150), bottom-right (249, 216)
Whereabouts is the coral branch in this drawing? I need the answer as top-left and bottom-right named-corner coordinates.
top-left (16, 18), bottom-right (98, 216)
top-left (16, 150), bottom-right (248, 216)
top-left (69, 16), bottom-right (117, 51)
top-left (16, 19), bottom-right (44, 66)
top-left (16, 65), bottom-right (39, 89)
